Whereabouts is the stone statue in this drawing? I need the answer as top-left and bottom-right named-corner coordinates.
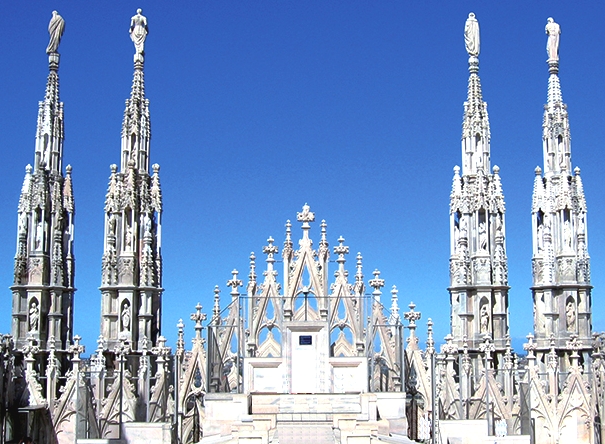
top-left (478, 222), bottom-right (488, 251)
top-left (464, 13), bottom-right (480, 57)
top-left (121, 304), bottom-right (131, 332)
top-left (480, 303), bottom-right (489, 333)
top-left (29, 301), bottom-right (39, 331)
top-left (46, 10), bottom-right (65, 54)
top-left (130, 9), bottom-right (148, 55)
top-left (18, 212), bottom-right (27, 235)
top-left (545, 18), bottom-right (560, 62)
top-left (565, 300), bottom-right (576, 331)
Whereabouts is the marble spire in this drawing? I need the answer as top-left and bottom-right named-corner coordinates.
top-left (12, 11), bottom-right (75, 352)
top-left (531, 18), bottom-right (591, 371)
top-left (100, 10), bottom-right (162, 352)
top-left (449, 13), bottom-right (509, 361)
top-left (461, 12), bottom-right (490, 177)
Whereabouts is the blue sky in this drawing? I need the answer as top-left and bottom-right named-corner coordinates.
top-left (1, 2), bottom-right (604, 354)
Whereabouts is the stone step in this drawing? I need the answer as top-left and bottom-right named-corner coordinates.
top-left (276, 422), bottom-right (335, 444)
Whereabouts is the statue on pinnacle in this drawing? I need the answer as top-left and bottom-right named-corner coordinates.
top-left (130, 8), bottom-right (148, 56)
top-left (46, 10), bottom-right (65, 54)
top-left (546, 17), bottom-right (560, 62)
top-left (464, 12), bottom-right (480, 57)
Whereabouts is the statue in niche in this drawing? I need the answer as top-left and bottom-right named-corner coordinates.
top-left (453, 224), bottom-right (460, 254)
top-left (35, 219), bottom-right (43, 250)
top-left (478, 222), bottom-right (487, 251)
top-left (121, 303), bottom-right (131, 332)
top-left (143, 213), bottom-right (152, 234)
top-left (107, 215), bottom-right (116, 237)
top-left (18, 213), bottom-right (27, 235)
top-left (566, 299), bottom-right (576, 331)
top-left (480, 303), bottom-right (489, 334)
top-left (460, 218), bottom-right (468, 240)
top-left (125, 225), bottom-right (133, 250)
top-left (563, 219), bottom-right (572, 249)
top-left (130, 9), bottom-right (148, 55)
top-left (578, 216), bottom-right (585, 235)
top-left (46, 10), bottom-right (65, 54)
top-left (29, 301), bottom-right (39, 331)
top-left (464, 13), bottom-right (480, 57)
top-left (545, 18), bottom-right (560, 62)
top-left (537, 223), bottom-right (544, 252)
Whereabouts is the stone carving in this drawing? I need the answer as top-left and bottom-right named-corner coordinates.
top-left (545, 18), bottom-right (560, 62)
top-left (121, 302), bottom-right (131, 332)
top-left (130, 9), bottom-right (148, 55)
top-left (29, 300), bottom-right (39, 332)
top-left (46, 10), bottom-right (65, 54)
top-left (566, 299), bottom-right (576, 331)
top-left (479, 302), bottom-right (489, 334)
top-left (478, 221), bottom-right (487, 251)
top-left (464, 13), bottom-right (480, 57)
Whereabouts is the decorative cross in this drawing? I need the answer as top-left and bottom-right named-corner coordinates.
top-left (191, 302), bottom-right (207, 339)
top-left (263, 237), bottom-right (278, 267)
top-left (369, 269), bottom-right (385, 301)
top-left (151, 335), bottom-right (171, 360)
top-left (404, 301), bottom-right (421, 328)
top-left (69, 335), bottom-right (85, 361)
top-left (296, 203), bottom-right (315, 224)
top-left (227, 269), bottom-right (243, 296)
top-left (523, 333), bottom-right (536, 358)
top-left (441, 333), bottom-right (458, 356)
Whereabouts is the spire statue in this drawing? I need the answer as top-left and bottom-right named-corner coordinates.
top-left (464, 12), bottom-right (480, 57)
top-left (46, 10), bottom-right (65, 54)
top-left (130, 8), bottom-right (148, 56)
top-left (545, 17), bottom-right (560, 62)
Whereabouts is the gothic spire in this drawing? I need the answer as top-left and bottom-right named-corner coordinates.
top-left (100, 10), bottom-right (162, 352)
top-left (531, 19), bottom-right (592, 370)
top-left (542, 17), bottom-right (571, 176)
top-left (449, 13), bottom-right (510, 359)
top-left (461, 12), bottom-right (490, 176)
top-left (35, 11), bottom-right (65, 174)
top-left (121, 8), bottom-right (151, 173)
top-left (12, 11), bottom-right (75, 353)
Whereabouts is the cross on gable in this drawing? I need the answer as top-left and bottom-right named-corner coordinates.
top-left (227, 269), bottom-right (243, 293)
top-left (296, 203), bottom-right (315, 224)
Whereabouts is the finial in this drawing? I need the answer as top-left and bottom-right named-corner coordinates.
top-left (492, 165), bottom-right (499, 175)
top-left (426, 318), bottom-right (435, 355)
top-left (263, 236), bottom-right (278, 267)
top-left (130, 8), bottom-right (148, 63)
top-left (453, 165), bottom-right (460, 176)
top-left (46, 10), bottom-right (65, 63)
top-left (355, 253), bottom-right (363, 281)
top-left (297, 203), bottom-right (315, 224)
top-left (369, 269), bottom-right (385, 301)
top-left (152, 163), bottom-right (160, 174)
top-left (574, 166), bottom-right (580, 176)
top-left (535, 166), bottom-right (542, 175)
top-left (191, 302), bottom-right (207, 339)
top-left (334, 236), bottom-right (349, 270)
top-left (227, 269), bottom-right (243, 297)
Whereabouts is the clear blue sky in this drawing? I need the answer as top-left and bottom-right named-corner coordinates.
top-left (1, 2), bottom-right (604, 354)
